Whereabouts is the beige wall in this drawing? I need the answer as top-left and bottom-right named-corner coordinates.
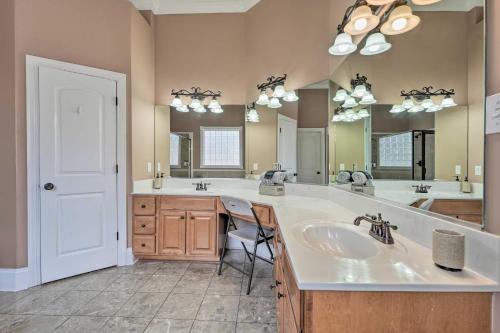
top-left (155, 14), bottom-right (247, 106)
top-left (245, 107), bottom-right (278, 175)
top-left (333, 121), bottom-right (365, 174)
top-left (297, 89), bottom-right (329, 129)
top-left (154, 106), bottom-right (171, 177)
top-left (131, 9), bottom-right (155, 180)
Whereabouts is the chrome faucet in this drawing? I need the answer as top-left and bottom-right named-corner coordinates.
top-left (192, 181), bottom-right (210, 191)
top-left (353, 213), bottom-right (398, 245)
top-left (412, 184), bottom-right (432, 193)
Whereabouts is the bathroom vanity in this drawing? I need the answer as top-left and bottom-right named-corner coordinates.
top-left (132, 178), bottom-right (500, 333)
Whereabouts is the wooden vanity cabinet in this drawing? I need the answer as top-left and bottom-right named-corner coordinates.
top-left (132, 195), bottom-right (220, 261)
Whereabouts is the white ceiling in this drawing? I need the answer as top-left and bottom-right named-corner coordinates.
top-left (130, 0), bottom-right (261, 14)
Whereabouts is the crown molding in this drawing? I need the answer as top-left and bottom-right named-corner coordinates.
top-left (130, 0), bottom-right (261, 14)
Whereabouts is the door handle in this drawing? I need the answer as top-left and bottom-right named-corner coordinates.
top-left (44, 183), bottom-right (55, 191)
top-left (316, 171), bottom-right (321, 175)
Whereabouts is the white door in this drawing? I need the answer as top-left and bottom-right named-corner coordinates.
top-left (39, 66), bottom-right (118, 283)
top-left (277, 114), bottom-right (297, 180)
top-left (297, 128), bottom-right (326, 184)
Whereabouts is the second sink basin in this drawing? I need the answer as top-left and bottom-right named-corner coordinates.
top-left (296, 222), bottom-right (379, 260)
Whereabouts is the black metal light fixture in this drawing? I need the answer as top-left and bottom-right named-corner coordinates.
top-left (391, 86), bottom-right (457, 113)
top-left (170, 87), bottom-right (223, 113)
top-left (255, 74), bottom-right (298, 108)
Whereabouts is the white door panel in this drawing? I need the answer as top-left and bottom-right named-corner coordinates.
top-left (39, 66), bottom-right (117, 283)
top-left (297, 129), bottom-right (326, 184)
top-left (277, 114), bottom-right (297, 180)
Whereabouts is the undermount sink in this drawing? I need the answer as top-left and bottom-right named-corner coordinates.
top-left (295, 222), bottom-right (379, 260)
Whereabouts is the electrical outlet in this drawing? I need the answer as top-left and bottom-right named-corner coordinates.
top-left (455, 165), bottom-right (461, 175)
top-left (475, 165), bottom-right (482, 176)
top-left (486, 93), bottom-right (500, 134)
top-left (157, 162), bottom-right (161, 172)
top-left (147, 162), bottom-right (152, 173)
top-left (340, 163), bottom-right (345, 170)
top-left (253, 163), bottom-right (259, 171)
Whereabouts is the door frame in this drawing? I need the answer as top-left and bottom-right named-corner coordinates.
top-left (277, 113), bottom-right (298, 175)
top-left (172, 131), bottom-right (193, 178)
top-left (26, 55), bottom-right (128, 288)
top-left (297, 128), bottom-right (327, 184)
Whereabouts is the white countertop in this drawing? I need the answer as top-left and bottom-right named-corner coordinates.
top-left (132, 179), bottom-right (500, 292)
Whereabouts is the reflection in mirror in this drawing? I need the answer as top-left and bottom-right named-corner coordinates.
top-left (329, 0), bottom-right (485, 227)
top-left (155, 105), bottom-right (246, 179)
top-left (245, 80), bottom-right (330, 185)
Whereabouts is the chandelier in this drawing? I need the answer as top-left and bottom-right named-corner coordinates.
top-left (390, 86), bottom-right (457, 113)
top-left (170, 87), bottom-right (223, 113)
top-left (255, 74), bottom-right (299, 109)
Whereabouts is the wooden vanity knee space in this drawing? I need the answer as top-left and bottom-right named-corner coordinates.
top-left (132, 195), bottom-right (276, 261)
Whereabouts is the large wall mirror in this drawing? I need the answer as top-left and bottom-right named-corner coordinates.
top-left (330, 0), bottom-right (485, 227)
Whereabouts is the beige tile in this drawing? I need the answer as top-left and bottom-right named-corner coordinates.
top-left (0, 290), bottom-right (66, 314)
top-left (0, 291), bottom-right (33, 313)
top-left (74, 272), bottom-right (119, 291)
top-left (106, 274), bottom-right (151, 292)
top-left (242, 277), bottom-right (274, 297)
top-left (237, 296), bottom-right (276, 324)
top-left (37, 290), bottom-right (100, 315)
top-left (207, 276), bottom-right (242, 296)
top-left (185, 263), bottom-right (217, 276)
top-left (236, 322), bottom-right (277, 333)
top-left (138, 274), bottom-right (181, 293)
top-left (196, 295), bottom-right (239, 322)
top-left (156, 262), bottom-right (190, 276)
top-left (190, 320), bottom-right (236, 333)
top-left (144, 318), bottom-right (193, 333)
top-left (53, 316), bottom-right (109, 332)
top-left (156, 293), bottom-right (204, 320)
top-left (39, 274), bottom-right (89, 291)
top-left (75, 291), bottom-right (134, 316)
top-left (0, 314), bottom-right (67, 333)
top-left (116, 292), bottom-right (168, 318)
top-left (100, 317), bottom-right (150, 333)
top-left (172, 274), bottom-right (211, 295)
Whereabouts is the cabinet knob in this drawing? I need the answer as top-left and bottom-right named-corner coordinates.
top-left (141, 243), bottom-right (146, 247)
top-left (141, 204), bottom-right (146, 208)
top-left (277, 292), bottom-right (285, 299)
top-left (141, 224), bottom-right (146, 228)
top-left (275, 280), bottom-right (282, 286)
top-left (180, 216), bottom-right (185, 219)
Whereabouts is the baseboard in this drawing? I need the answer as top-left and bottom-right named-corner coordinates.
top-left (123, 247), bottom-right (137, 266)
top-left (0, 267), bottom-right (30, 292)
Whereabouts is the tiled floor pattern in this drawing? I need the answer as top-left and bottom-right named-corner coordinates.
top-left (0, 251), bottom-right (276, 333)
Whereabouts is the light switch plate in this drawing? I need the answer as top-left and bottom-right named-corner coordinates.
top-left (475, 165), bottom-right (482, 176)
top-left (253, 163), bottom-right (258, 171)
top-left (147, 162), bottom-right (152, 173)
top-left (486, 93), bottom-right (500, 134)
top-left (340, 163), bottom-right (345, 170)
top-left (455, 165), bottom-right (461, 175)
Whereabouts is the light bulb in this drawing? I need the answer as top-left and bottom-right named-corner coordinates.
top-left (392, 17), bottom-right (408, 31)
top-left (354, 18), bottom-right (368, 31)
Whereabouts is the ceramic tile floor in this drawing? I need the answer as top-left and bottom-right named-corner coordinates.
top-left (0, 250), bottom-right (277, 333)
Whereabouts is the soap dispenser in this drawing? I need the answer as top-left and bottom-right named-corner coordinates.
top-left (460, 177), bottom-right (472, 193)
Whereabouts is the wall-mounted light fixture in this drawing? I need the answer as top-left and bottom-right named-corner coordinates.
top-left (329, 0), bottom-right (434, 57)
top-left (332, 107), bottom-right (370, 123)
top-left (245, 103), bottom-right (260, 123)
top-left (170, 87), bottom-right (223, 113)
top-left (391, 86), bottom-right (456, 114)
top-left (255, 74), bottom-right (299, 109)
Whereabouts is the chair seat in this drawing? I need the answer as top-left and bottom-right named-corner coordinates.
top-left (228, 226), bottom-right (273, 244)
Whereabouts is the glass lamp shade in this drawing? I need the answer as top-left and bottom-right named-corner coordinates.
top-left (189, 98), bottom-right (202, 109)
top-left (342, 97), bottom-right (359, 108)
top-left (328, 33), bottom-right (357, 56)
top-left (208, 99), bottom-right (220, 109)
top-left (333, 89), bottom-right (348, 102)
top-left (337, 112), bottom-right (347, 121)
top-left (408, 105), bottom-right (425, 113)
top-left (170, 97), bottom-right (183, 108)
top-left (402, 97), bottom-right (414, 110)
top-left (256, 92), bottom-right (270, 105)
top-left (426, 105), bottom-right (443, 112)
top-left (389, 105), bottom-right (405, 113)
top-left (344, 117), bottom-right (356, 123)
top-left (380, 5), bottom-right (420, 35)
top-left (273, 85), bottom-right (286, 98)
top-left (441, 96), bottom-right (457, 108)
top-left (247, 109), bottom-right (260, 122)
top-left (176, 105), bottom-right (189, 113)
top-left (359, 92), bottom-right (377, 105)
top-left (358, 109), bottom-right (370, 118)
top-left (211, 106), bottom-right (224, 114)
top-left (351, 85), bottom-right (367, 98)
top-left (194, 105), bottom-right (207, 113)
top-left (344, 6), bottom-right (380, 35)
top-left (283, 90), bottom-right (299, 102)
top-left (268, 97), bottom-right (282, 109)
top-left (412, 0), bottom-right (441, 4)
top-left (332, 114), bottom-right (342, 122)
top-left (352, 113), bottom-right (362, 120)
top-left (360, 33), bottom-right (392, 56)
top-left (421, 98), bottom-right (434, 109)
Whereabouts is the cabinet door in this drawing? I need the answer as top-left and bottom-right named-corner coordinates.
top-left (158, 210), bottom-right (186, 255)
top-left (186, 211), bottom-right (217, 256)
top-left (283, 279), bottom-right (299, 333)
top-left (275, 260), bottom-right (284, 333)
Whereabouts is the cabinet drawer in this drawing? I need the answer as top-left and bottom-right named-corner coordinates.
top-left (133, 197), bottom-right (156, 215)
top-left (133, 235), bottom-right (156, 254)
top-left (133, 216), bottom-right (156, 234)
top-left (161, 196), bottom-right (216, 211)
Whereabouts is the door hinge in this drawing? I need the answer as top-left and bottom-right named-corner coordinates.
top-left (116, 232), bottom-right (119, 241)
top-left (115, 97), bottom-right (119, 106)
top-left (115, 164), bottom-right (119, 174)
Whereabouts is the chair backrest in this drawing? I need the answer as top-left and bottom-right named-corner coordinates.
top-left (220, 195), bottom-right (254, 219)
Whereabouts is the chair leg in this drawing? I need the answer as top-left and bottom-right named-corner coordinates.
top-left (246, 234), bottom-right (260, 295)
top-left (263, 236), bottom-right (274, 261)
top-left (241, 243), bottom-right (253, 262)
top-left (218, 216), bottom-right (230, 276)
